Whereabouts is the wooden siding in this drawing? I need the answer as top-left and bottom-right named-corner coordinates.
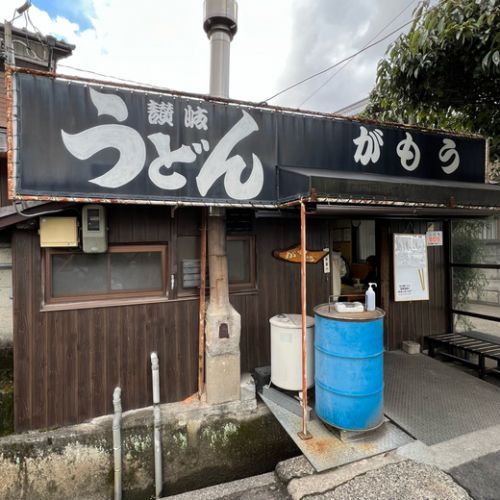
top-left (14, 206), bottom-right (198, 431)
top-left (239, 216), bottom-right (331, 372)
top-left (13, 208), bottom-right (450, 431)
top-left (0, 157), bottom-right (9, 207)
top-left (378, 220), bottom-right (449, 349)
top-left (13, 207), bottom-right (331, 431)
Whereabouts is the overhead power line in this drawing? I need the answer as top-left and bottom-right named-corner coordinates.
top-left (261, 18), bottom-right (414, 105)
top-left (58, 63), bottom-right (157, 88)
top-left (298, 0), bottom-right (420, 109)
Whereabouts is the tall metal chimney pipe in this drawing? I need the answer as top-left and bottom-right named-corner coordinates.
top-left (202, 1), bottom-right (242, 405)
top-left (203, 0), bottom-right (238, 98)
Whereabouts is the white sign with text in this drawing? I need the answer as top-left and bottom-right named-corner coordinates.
top-left (394, 234), bottom-right (430, 302)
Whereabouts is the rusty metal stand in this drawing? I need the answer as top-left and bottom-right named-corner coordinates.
top-left (197, 208), bottom-right (207, 398)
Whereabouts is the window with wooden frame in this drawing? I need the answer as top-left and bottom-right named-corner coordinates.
top-left (44, 244), bottom-right (168, 305)
top-left (227, 235), bottom-right (256, 291)
top-left (177, 235), bottom-right (256, 296)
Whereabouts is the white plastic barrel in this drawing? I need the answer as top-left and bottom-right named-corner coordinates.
top-left (269, 313), bottom-right (315, 391)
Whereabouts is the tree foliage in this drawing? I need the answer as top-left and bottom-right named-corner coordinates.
top-left (365, 0), bottom-right (500, 178)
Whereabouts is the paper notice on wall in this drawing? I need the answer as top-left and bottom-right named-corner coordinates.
top-left (426, 231), bottom-right (443, 246)
top-left (393, 233), bottom-right (430, 302)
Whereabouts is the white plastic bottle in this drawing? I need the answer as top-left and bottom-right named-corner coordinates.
top-left (365, 282), bottom-right (377, 311)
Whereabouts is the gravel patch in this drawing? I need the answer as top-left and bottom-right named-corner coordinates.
top-left (305, 460), bottom-right (471, 500)
top-left (275, 456), bottom-right (315, 483)
top-left (219, 482), bottom-right (290, 500)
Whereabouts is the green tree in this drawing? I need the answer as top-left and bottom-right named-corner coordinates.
top-left (365, 0), bottom-right (500, 178)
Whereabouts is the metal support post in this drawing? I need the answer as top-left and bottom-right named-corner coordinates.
top-left (298, 201), bottom-right (312, 440)
top-left (198, 208), bottom-right (207, 398)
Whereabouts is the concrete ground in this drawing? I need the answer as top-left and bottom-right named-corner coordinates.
top-left (166, 370), bottom-right (500, 500)
top-left (168, 422), bottom-right (500, 499)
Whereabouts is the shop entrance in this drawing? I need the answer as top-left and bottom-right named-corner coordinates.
top-left (324, 216), bottom-right (449, 351)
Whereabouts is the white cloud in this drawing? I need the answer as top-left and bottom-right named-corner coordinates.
top-left (1, 0), bottom-right (414, 112)
top-left (276, 0), bottom-right (416, 111)
top-left (1, 0), bottom-right (295, 101)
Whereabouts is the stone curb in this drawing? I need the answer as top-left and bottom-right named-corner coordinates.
top-left (285, 452), bottom-right (400, 500)
top-left (163, 471), bottom-right (277, 500)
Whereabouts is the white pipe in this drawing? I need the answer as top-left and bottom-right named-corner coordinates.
top-left (151, 352), bottom-right (162, 499)
top-left (112, 386), bottom-right (122, 500)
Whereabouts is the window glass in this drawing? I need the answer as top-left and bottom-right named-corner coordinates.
top-left (48, 245), bottom-right (166, 303)
top-left (177, 236), bottom-right (202, 293)
top-left (452, 267), bottom-right (500, 319)
top-left (52, 253), bottom-right (107, 296)
top-left (110, 252), bottom-right (162, 291)
top-left (451, 216), bottom-right (500, 336)
top-left (356, 220), bottom-right (376, 261)
top-left (177, 235), bottom-right (255, 293)
top-left (227, 239), bottom-right (250, 283)
top-left (452, 217), bottom-right (500, 264)
top-left (454, 314), bottom-right (500, 340)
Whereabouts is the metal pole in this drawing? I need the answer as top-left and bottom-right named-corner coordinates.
top-left (198, 208), bottom-right (207, 398)
top-left (208, 28), bottom-right (231, 98)
top-left (204, 0), bottom-right (237, 98)
top-left (112, 387), bottom-right (122, 500)
top-left (298, 201), bottom-right (311, 440)
top-left (150, 352), bottom-right (162, 499)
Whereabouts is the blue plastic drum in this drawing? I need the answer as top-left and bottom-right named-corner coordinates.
top-left (314, 304), bottom-right (385, 431)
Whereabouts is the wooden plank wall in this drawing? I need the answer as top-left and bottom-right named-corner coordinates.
top-left (12, 206), bottom-right (331, 431)
top-left (378, 220), bottom-right (449, 349)
top-left (13, 208), bottom-right (450, 431)
top-left (0, 157), bottom-right (9, 207)
top-left (238, 216), bottom-right (331, 371)
top-left (13, 206), bottom-right (197, 430)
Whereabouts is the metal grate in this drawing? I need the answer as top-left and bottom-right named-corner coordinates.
top-left (384, 351), bottom-right (500, 445)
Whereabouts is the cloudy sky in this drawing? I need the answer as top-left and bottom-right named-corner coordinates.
top-left (1, 0), bottom-right (419, 112)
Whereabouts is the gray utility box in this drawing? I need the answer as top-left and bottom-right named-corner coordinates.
top-left (82, 205), bottom-right (107, 253)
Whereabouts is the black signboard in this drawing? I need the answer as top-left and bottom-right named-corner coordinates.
top-left (11, 72), bottom-right (486, 206)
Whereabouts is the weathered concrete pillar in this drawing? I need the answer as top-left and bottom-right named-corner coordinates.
top-left (205, 210), bottom-right (241, 403)
top-left (203, 1), bottom-right (241, 404)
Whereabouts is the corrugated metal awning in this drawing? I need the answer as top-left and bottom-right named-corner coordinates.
top-left (278, 166), bottom-right (500, 215)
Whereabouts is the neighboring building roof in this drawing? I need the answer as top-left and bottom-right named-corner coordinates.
top-left (0, 23), bottom-right (75, 220)
top-left (334, 98), bottom-right (370, 116)
top-left (0, 201), bottom-right (73, 229)
top-left (0, 22), bottom-right (75, 149)
top-left (0, 22), bottom-right (74, 69)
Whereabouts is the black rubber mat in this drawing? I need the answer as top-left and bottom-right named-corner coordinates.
top-left (384, 351), bottom-right (500, 445)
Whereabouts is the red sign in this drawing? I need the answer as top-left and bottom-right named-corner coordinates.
top-left (426, 231), bottom-right (443, 246)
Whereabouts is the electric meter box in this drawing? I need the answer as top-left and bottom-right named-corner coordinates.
top-left (82, 205), bottom-right (107, 253)
top-left (39, 217), bottom-right (79, 247)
